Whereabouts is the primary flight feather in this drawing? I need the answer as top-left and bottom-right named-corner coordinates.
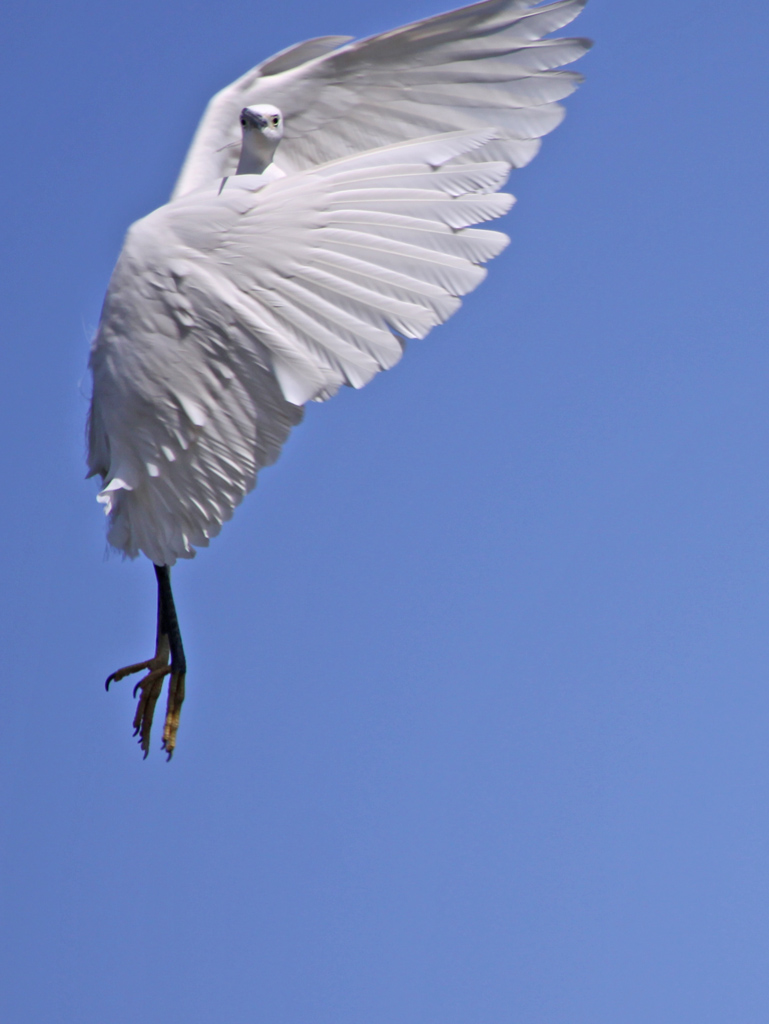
top-left (88, 0), bottom-right (591, 758)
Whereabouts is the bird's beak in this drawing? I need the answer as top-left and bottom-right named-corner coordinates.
top-left (240, 108), bottom-right (268, 129)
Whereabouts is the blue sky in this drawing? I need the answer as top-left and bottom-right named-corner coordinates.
top-left (1, 1), bottom-right (769, 1021)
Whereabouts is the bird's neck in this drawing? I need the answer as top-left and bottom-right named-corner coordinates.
top-left (236, 134), bottom-right (279, 175)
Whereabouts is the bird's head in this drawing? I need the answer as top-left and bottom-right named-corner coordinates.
top-left (236, 104), bottom-right (284, 175)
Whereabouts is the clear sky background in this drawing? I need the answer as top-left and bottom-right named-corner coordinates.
top-left (1, 1), bottom-right (768, 1021)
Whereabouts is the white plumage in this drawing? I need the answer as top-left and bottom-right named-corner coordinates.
top-left (172, 0), bottom-right (589, 196)
top-left (88, 0), bottom-right (590, 756)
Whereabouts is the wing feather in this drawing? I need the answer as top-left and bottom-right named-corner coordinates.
top-left (89, 130), bottom-right (516, 563)
top-left (172, 0), bottom-right (590, 196)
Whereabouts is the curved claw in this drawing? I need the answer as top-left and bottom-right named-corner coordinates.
top-left (105, 659), bottom-right (156, 690)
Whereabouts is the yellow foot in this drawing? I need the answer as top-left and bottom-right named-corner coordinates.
top-left (131, 664), bottom-right (173, 757)
top-left (161, 671), bottom-right (186, 760)
top-left (105, 636), bottom-right (183, 758)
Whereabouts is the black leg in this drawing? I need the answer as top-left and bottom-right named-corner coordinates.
top-left (155, 565), bottom-right (186, 759)
top-left (155, 565), bottom-right (186, 675)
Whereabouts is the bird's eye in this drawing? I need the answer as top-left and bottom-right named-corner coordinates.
top-left (272, 116), bottom-right (280, 126)
top-left (240, 117), bottom-right (247, 127)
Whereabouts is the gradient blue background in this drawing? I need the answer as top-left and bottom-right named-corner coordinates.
top-left (1, 1), bottom-right (768, 1020)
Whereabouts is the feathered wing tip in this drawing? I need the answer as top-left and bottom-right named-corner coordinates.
top-left (171, 0), bottom-right (591, 196)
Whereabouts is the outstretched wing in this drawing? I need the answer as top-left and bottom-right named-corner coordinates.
top-left (172, 0), bottom-right (590, 198)
top-left (89, 130), bottom-right (514, 565)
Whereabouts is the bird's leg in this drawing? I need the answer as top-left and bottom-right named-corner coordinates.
top-left (155, 565), bottom-right (186, 760)
top-left (105, 564), bottom-right (186, 759)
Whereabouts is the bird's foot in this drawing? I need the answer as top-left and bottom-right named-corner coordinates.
top-left (161, 669), bottom-right (185, 760)
top-left (106, 636), bottom-right (179, 758)
top-left (131, 664), bottom-right (173, 758)
top-left (105, 565), bottom-right (187, 759)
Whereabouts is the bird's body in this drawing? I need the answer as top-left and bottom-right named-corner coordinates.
top-left (89, 0), bottom-right (590, 756)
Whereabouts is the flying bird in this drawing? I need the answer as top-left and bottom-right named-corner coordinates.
top-left (88, 0), bottom-right (591, 758)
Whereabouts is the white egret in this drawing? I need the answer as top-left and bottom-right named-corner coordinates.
top-left (88, 0), bottom-right (591, 757)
